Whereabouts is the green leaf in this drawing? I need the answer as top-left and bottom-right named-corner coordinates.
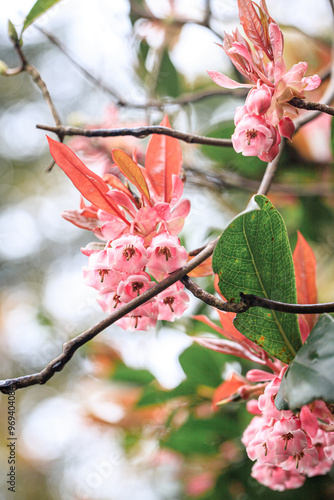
top-left (212, 194), bottom-right (302, 364)
top-left (137, 380), bottom-right (196, 407)
top-left (8, 20), bottom-right (19, 44)
top-left (21, 0), bottom-right (62, 35)
top-left (155, 47), bottom-right (180, 98)
top-left (179, 343), bottom-right (224, 388)
top-left (162, 413), bottom-right (241, 456)
top-left (111, 364), bottom-right (155, 386)
top-left (276, 314), bottom-right (334, 410)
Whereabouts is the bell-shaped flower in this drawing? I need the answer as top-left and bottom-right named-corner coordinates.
top-left (117, 272), bottom-right (155, 303)
top-left (251, 463), bottom-right (306, 491)
top-left (232, 114), bottom-right (281, 159)
top-left (147, 232), bottom-right (188, 279)
top-left (156, 283), bottom-right (189, 321)
top-left (246, 83), bottom-right (273, 115)
top-left (110, 234), bottom-right (148, 273)
top-left (266, 418), bottom-right (309, 465)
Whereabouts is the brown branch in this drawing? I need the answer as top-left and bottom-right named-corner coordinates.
top-left (289, 97), bottom-right (334, 117)
top-left (181, 275), bottom-right (334, 315)
top-left (256, 140), bottom-right (285, 196)
top-left (0, 238), bottom-right (218, 394)
top-left (36, 124), bottom-right (233, 148)
top-left (12, 43), bottom-right (62, 129)
top-left (186, 164), bottom-right (334, 197)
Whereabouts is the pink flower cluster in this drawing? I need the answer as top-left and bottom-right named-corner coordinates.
top-left (47, 117), bottom-right (191, 332)
top-left (242, 368), bottom-right (334, 491)
top-left (78, 170), bottom-right (191, 331)
top-left (208, 0), bottom-right (321, 161)
top-left (82, 230), bottom-right (190, 331)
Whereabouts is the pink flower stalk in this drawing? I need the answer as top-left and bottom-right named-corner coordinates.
top-left (208, 0), bottom-right (321, 161)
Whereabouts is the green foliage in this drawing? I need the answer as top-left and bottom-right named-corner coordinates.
top-left (21, 0), bottom-right (62, 36)
top-left (155, 47), bottom-right (180, 97)
top-left (8, 20), bottom-right (19, 44)
top-left (162, 412), bottom-right (243, 456)
top-left (212, 195), bottom-right (302, 363)
top-left (276, 314), bottom-right (334, 410)
top-left (112, 364), bottom-right (155, 386)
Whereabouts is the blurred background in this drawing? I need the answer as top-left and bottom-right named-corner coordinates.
top-left (1, 0), bottom-right (334, 498)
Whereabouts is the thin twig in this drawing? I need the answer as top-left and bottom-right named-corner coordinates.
top-left (289, 97), bottom-right (334, 117)
top-left (0, 238), bottom-right (218, 394)
top-left (186, 164), bottom-right (334, 197)
top-left (256, 140), bottom-right (285, 196)
top-left (36, 124), bottom-right (233, 148)
top-left (181, 276), bottom-right (334, 315)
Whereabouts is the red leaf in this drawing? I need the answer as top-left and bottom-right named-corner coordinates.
top-left (112, 149), bottom-right (151, 204)
top-left (293, 231), bottom-right (318, 332)
top-left (238, 0), bottom-right (272, 60)
top-left (188, 256), bottom-right (213, 277)
top-left (47, 137), bottom-right (129, 224)
top-left (212, 372), bottom-right (247, 408)
top-left (145, 115), bottom-right (182, 203)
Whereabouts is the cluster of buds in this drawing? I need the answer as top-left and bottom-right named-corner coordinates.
top-left (208, 0), bottom-right (321, 161)
top-left (242, 368), bottom-right (334, 491)
top-left (48, 116), bottom-right (191, 331)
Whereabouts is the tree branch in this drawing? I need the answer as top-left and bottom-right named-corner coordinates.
top-left (0, 238), bottom-right (218, 394)
top-left (36, 124), bottom-right (233, 148)
top-left (256, 140), bottom-right (285, 196)
top-left (289, 97), bottom-right (334, 117)
top-left (181, 275), bottom-right (334, 315)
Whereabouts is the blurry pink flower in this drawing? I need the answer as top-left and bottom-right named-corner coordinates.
top-left (251, 463), bottom-right (306, 491)
top-left (266, 418), bottom-right (308, 464)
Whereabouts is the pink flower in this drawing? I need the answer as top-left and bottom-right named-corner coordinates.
top-left (110, 235), bottom-right (148, 273)
top-left (117, 272), bottom-right (155, 303)
top-left (251, 463), bottom-right (305, 491)
top-left (281, 446), bottom-right (319, 474)
top-left (147, 232), bottom-right (188, 279)
top-left (208, 0), bottom-right (321, 161)
top-left (246, 83), bottom-right (272, 115)
top-left (266, 418), bottom-right (309, 465)
top-left (258, 377), bottom-right (292, 420)
top-left (156, 283), bottom-right (189, 321)
top-left (232, 114), bottom-right (281, 160)
top-left (116, 312), bottom-right (157, 331)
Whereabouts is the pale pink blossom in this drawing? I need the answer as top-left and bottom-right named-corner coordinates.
top-left (117, 272), bottom-right (155, 303)
top-left (110, 235), bottom-right (148, 273)
top-left (258, 377), bottom-right (292, 420)
top-left (246, 83), bottom-right (272, 115)
top-left (281, 446), bottom-right (319, 474)
top-left (266, 418), bottom-right (309, 464)
top-left (251, 463), bottom-right (306, 491)
top-left (232, 114), bottom-right (281, 160)
top-left (147, 232), bottom-right (188, 278)
top-left (156, 283), bottom-right (189, 321)
top-left (208, 0), bottom-right (321, 161)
